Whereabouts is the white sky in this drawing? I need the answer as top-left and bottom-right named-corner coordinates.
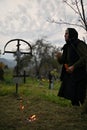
top-left (0, 0), bottom-right (87, 59)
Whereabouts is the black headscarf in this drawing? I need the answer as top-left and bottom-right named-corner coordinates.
top-left (65, 28), bottom-right (79, 65)
top-left (67, 28), bottom-right (78, 40)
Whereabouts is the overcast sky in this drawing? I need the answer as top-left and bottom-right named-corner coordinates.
top-left (0, 0), bottom-right (87, 59)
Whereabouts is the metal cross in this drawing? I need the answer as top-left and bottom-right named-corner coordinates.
top-left (3, 39), bottom-right (32, 94)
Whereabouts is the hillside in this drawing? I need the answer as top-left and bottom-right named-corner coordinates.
top-left (0, 58), bottom-right (16, 68)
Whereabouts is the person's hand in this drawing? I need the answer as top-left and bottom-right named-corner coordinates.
top-left (66, 65), bottom-right (74, 73)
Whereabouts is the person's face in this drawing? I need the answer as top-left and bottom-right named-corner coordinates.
top-left (64, 29), bottom-right (69, 41)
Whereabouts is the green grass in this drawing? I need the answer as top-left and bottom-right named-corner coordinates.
top-left (0, 77), bottom-right (87, 130)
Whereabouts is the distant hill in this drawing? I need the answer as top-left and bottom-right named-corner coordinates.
top-left (0, 58), bottom-right (16, 68)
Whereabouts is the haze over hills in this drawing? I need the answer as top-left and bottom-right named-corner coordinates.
top-left (0, 58), bottom-right (16, 68)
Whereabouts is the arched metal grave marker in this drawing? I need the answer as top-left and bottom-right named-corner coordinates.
top-left (3, 39), bottom-right (32, 94)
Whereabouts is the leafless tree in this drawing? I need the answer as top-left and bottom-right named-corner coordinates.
top-left (48, 0), bottom-right (87, 31)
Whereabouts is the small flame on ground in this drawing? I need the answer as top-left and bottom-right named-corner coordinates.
top-left (21, 106), bottom-right (24, 110)
top-left (20, 104), bottom-right (24, 110)
top-left (19, 99), bottom-right (25, 110)
top-left (27, 114), bottom-right (37, 122)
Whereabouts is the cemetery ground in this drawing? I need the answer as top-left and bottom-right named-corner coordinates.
top-left (0, 73), bottom-right (87, 130)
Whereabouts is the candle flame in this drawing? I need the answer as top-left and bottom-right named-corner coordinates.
top-left (27, 114), bottom-right (37, 122)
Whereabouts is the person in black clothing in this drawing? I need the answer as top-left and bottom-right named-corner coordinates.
top-left (48, 71), bottom-right (54, 89)
top-left (56, 28), bottom-right (87, 106)
top-left (0, 68), bottom-right (4, 81)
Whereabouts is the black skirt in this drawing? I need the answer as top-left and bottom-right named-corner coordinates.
top-left (58, 70), bottom-right (87, 102)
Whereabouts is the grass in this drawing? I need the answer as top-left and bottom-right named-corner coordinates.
top-left (0, 76), bottom-right (87, 130)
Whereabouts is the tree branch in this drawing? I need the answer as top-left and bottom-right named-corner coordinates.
top-left (47, 18), bottom-right (85, 29)
top-left (75, 0), bottom-right (84, 21)
top-left (63, 0), bottom-right (78, 14)
top-left (80, 0), bottom-right (87, 31)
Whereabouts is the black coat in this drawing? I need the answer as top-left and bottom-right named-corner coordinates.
top-left (58, 66), bottom-right (86, 101)
top-left (58, 40), bottom-right (87, 103)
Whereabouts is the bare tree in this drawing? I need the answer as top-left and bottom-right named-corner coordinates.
top-left (48, 0), bottom-right (87, 31)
